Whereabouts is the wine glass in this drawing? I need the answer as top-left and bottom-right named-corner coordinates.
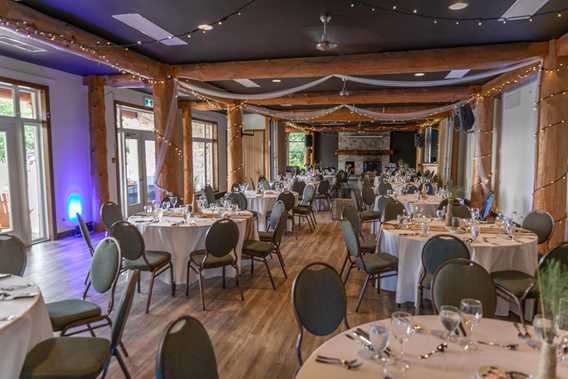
top-left (170, 196), bottom-right (178, 208)
top-left (391, 311), bottom-right (415, 368)
top-left (470, 224), bottom-right (480, 242)
top-left (440, 305), bottom-right (461, 342)
top-left (370, 324), bottom-right (390, 364)
top-left (460, 298), bottom-right (483, 351)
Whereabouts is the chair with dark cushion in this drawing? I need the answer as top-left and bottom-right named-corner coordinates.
top-left (382, 198), bottom-right (405, 222)
top-left (77, 213), bottom-right (95, 298)
top-left (100, 201), bottom-right (122, 233)
top-left (20, 270), bottom-right (139, 379)
top-left (0, 234), bottom-right (27, 276)
top-left (291, 180), bottom-right (306, 200)
top-left (377, 181), bottom-right (393, 196)
top-left (293, 185), bottom-right (316, 232)
top-left (341, 206), bottom-right (376, 256)
top-left (314, 179), bottom-right (331, 211)
top-left (156, 315), bottom-right (218, 379)
top-left (292, 262), bottom-right (349, 365)
top-left (259, 200), bottom-right (285, 242)
top-left (351, 189), bottom-right (381, 225)
top-left (491, 242), bottom-right (568, 327)
top-left (228, 192), bottom-right (248, 211)
top-left (432, 258), bottom-right (497, 317)
top-left (361, 184), bottom-right (376, 210)
top-left (340, 220), bottom-right (398, 312)
top-left (242, 212), bottom-right (288, 289)
top-left (522, 210), bottom-right (555, 245)
top-left (111, 221), bottom-right (175, 313)
top-left (186, 218), bottom-right (243, 311)
top-left (47, 237), bottom-right (122, 342)
top-left (452, 204), bottom-right (472, 219)
top-left (418, 235), bottom-right (470, 313)
top-left (276, 191), bottom-right (297, 239)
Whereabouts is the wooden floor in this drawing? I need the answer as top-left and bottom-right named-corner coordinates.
top-left (27, 212), bottom-right (424, 379)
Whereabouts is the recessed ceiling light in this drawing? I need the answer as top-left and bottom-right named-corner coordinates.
top-left (272, 79), bottom-right (281, 83)
top-left (445, 69), bottom-right (470, 79)
top-left (112, 14), bottom-right (186, 46)
top-left (414, 72), bottom-right (425, 77)
top-left (501, 0), bottom-right (550, 21)
top-left (198, 24), bottom-right (213, 31)
top-left (234, 79), bottom-right (260, 88)
top-left (449, 2), bottom-right (469, 11)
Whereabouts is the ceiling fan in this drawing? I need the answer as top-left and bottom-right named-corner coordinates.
top-left (316, 14), bottom-right (338, 51)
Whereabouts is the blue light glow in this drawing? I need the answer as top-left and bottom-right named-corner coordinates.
top-left (67, 193), bottom-right (82, 222)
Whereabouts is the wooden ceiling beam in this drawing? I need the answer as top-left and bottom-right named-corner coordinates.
top-left (0, 0), bottom-right (167, 79)
top-left (557, 32), bottom-right (568, 57)
top-left (174, 42), bottom-right (548, 81)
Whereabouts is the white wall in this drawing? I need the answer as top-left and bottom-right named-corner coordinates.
top-left (496, 78), bottom-right (539, 220)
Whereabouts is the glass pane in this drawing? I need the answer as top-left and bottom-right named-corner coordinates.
top-left (288, 142), bottom-right (304, 167)
top-left (120, 107), bottom-right (154, 130)
top-left (19, 91), bottom-right (37, 119)
top-left (24, 124), bottom-right (44, 240)
top-left (0, 87), bottom-right (15, 117)
top-left (192, 121), bottom-right (205, 139)
top-left (125, 138), bottom-right (141, 205)
top-left (0, 131), bottom-right (13, 232)
top-left (205, 142), bottom-right (214, 188)
top-left (145, 140), bottom-right (156, 203)
top-left (192, 141), bottom-right (205, 191)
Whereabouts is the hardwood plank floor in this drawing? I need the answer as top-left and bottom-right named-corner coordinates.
top-left (26, 212), bottom-right (422, 378)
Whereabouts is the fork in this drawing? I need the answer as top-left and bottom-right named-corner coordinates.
top-left (513, 322), bottom-right (530, 339)
top-left (316, 355), bottom-right (361, 369)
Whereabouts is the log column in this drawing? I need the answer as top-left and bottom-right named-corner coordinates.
top-left (179, 101), bottom-right (193, 204)
top-left (153, 78), bottom-right (179, 196)
top-left (470, 96), bottom-right (494, 208)
top-left (534, 55), bottom-right (568, 249)
top-left (86, 76), bottom-right (108, 231)
top-left (227, 104), bottom-right (244, 190)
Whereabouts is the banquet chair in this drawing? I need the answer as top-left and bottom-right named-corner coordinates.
top-left (292, 262), bottom-right (349, 366)
top-left (350, 188), bottom-right (381, 226)
top-left (111, 221), bottom-right (175, 313)
top-left (490, 242), bottom-right (568, 328)
top-left (417, 235), bottom-right (470, 314)
top-left (20, 270), bottom-right (139, 379)
top-left (292, 180), bottom-right (306, 200)
top-left (100, 201), bottom-right (122, 233)
top-left (340, 220), bottom-right (398, 312)
top-left (432, 258), bottom-right (496, 317)
top-left (452, 204), bottom-right (472, 219)
top-left (242, 213), bottom-right (288, 290)
top-left (382, 198), bottom-right (405, 222)
top-left (341, 206), bottom-right (376, 257)
top-left (0, 234), bottom-right (27, 276)
top-left (522, 210), bottom-right (555, 245)
top-left (77, 213), bottom-right (95, 298)
top-left (228, 191), bottom-right (259, 224)
top-left (361, 183), bottom-right (376, 210)
top-left (419, 182), bottom-right (434, 195)
top-left (259, 200), bottom-right (285, 242)
top-left (155, 315), bottom-right (219, 379)
top-left (314, 179), bottom-right (331, 211)
top-left (186, 218), bottom-right (243, 311)
top-left (277, 190), bottom-right (297, 239)
top-left (203, 185), bottom-right (217, 206)
top-left (47, 237), bottom-right (123, 345)
top-left (437, 198), bottom-right (472, 210)
top-left (377, 181), bottom-right (393, 196)
top-left (293, 185), bottom-right (317, 232)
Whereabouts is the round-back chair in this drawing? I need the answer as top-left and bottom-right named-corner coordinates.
top-left (100, 201), bottom-right (123, 232)
top-left (0, 234), bottom-right (27, 276)
top-left (522, 210), bottom-right (554, 245)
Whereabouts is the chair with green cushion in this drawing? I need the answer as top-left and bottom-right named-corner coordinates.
top-left (186, 218), bottom-right (243, 311)
top-left (522, 210), bottom-right (555, 245)
top-left (0, 234), bottom-right (27, 276)
top-left (293, 184), bottom-right (316, 232)
top-left (111, 221), bottom-right (175, 313)
top-left (340, 220), bottom-right (398, 312)
top-left (451, 204), bottom-right (471, 219)
top-left (259, 200), bottom-right (285, 242)
top-left (491, 242), bottom-right (568, 327)
top-left (362, 183), bottom-right (376, 209)
top-left (292, 262), bottom-right (350, 365)
top-left (156, 315), bottom-right (218, 379)
top-left (291, 180), bottom-right (306, 199)
top-left (47, 237), bottom-right (121, 339)
top-left (100, 201), bottom-right (122, 233)
top-left (341, 206), bottom-right (376, 256)
top-left (350, 189), bottom-right (381, 225)
top-left (242, 212), bottom-right (288, 290)
top-left (377, 181), bottom-right (393, 196)
top-left (77, 213), bottom-right (95, 298)
top-left (228, 192), bottom-right (247, 211)
top-left (417, 235), bottom-right (470, 313)
top-left (277, 191), bottom-right (297, 238)
top-left (432, 258), bottom-right (497, 317)
top-left (20, 270), bottom-right (139, 379)
top-left (382, 198), bottom-right (405, 222)
top-left (314, 179), bottom-right (331, 211)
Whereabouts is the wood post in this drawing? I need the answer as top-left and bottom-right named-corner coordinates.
top-left (470, 96), bottom-right (494, 208)
top-left (153, 78), bottom-right (179, 197)
top-left (180, 101), bottom-right (193, 204)
top-left (86, 76), bottom-right (108, 231)
top-left (416, 146), bottom-right (423, 171)
top-left (277, 122), bottom-right (287, 176)
top-left (534, 55), bottom-right (568, 249)
top-left (227, 104), bottom-right (244, 190)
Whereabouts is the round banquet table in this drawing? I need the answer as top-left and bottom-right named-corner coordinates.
top-left (390, 194), bottom-right (444, 218)
top-left (0, 275), bottom-right (53, 378)
top-left (296, 315), bottom-right (568, 379)
top-left (379, 221), bottom-right (539, 315)
top-left (131, 212), bottom-right (258, 284)
top-left (246, 191), bottom-right (298, 231)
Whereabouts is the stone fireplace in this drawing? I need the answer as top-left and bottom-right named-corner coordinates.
top-left (337, 132), bottom-right (391, 174)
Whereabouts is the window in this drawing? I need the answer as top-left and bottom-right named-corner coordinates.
top-left (192, 119), bottom-right (218, 191)
top-left (287, 132), bottom-right (305, 167)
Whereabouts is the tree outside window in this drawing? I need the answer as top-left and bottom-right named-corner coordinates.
top-left (287, 132), bottom-right (305, 168)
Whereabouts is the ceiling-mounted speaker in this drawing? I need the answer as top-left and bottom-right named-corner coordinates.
top-left (414, 133), bottom-right (425, 148)
top-left (305, 134), bottom-right (313, 147)
top-left (453, 104), bottom-right (475, 133)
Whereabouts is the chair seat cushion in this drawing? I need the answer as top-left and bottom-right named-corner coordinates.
top-left (293, 206), bottom-right (312, 215)
top-left (190, 250), bottom-right (235, 268)
top-left (47, 300), bottom-right (102, 332)
top-left (491, 270), bottom-right (535, 297)
top-left (356, 253), bottom-right (398, 274)
top-left (242, 240), bottom-right (273, 257)
top-left (258, 231), bottom-right (274, 242)
top-left (360, 210), bottom-right (381, 221)
top-left (20, 337), bottom-right (110, 379)
top-left (360, 237), bottom-right (377, 253)
top-left (124, 250), bottom-right (171, 270)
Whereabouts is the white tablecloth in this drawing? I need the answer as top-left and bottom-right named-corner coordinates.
top-left (296, 315), bottom-right (568, 379)
top-left (0, 275), bottom-right (53, 379)
top-left (246, 191), bottom-right (298, 231)
top-left (133, 215), bottom-right (257, 284)
top-left (379, 223), bottom-right (538, 315)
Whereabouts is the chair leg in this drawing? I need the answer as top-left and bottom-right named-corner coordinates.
top-left (275, 250), bottom-right (287, 279)
top-left (417, 286), bottom-right (423, 315)
top-left (343, 264), bottom-right (353, 285)
top-left (263, 258), bottom-right (276, 290)
top-left (114, 349), bottom-right (132, 379)
top-left (169, 262), bottom-right (176, 297)
top-left (186, 262), bottom-right (191, 297)
top-left (120, 342), bottom-right (129, 358)
top-left (250, 256), bottom-right (254, 277)
top-left (234, 265), bottom-right (244, 301)
top-left (82, 280), bottom-right (91, 300)
top-left (339, 254), bottom-right (349, 277)
top-left (87, 323), bottom-right (96, 337)
top-left (355, 274), bottom-right (372, 312)
top-left (136, 272), bottom-right (141, 294)
top-left (198, 270), bottom-right (206, 311)
top-left (222, 266), bottom-right (226, 289)
top-left (145, 273), bottom-right (156, 314)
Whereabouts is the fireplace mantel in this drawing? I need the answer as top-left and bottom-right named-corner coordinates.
top-left (335, 149), bottom-right (394, 156)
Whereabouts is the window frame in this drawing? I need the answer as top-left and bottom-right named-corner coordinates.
top-left (191, 118), bottom-right (219, 192)
top-left (286, 132), bottom-right (305, 167)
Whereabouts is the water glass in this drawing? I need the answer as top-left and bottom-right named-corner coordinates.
top-left (370, 325), bottom-right (390, 363)
top-left (440, 305), bottom-right (461, 342)
top-left (470, 224), bottom-right (480, 241)
top-left (534, 314), bottom-right (556, 343)
top-left (460, 298), bottom-right (483, 351)
top-left (391, 311), bottom-right (415, 368)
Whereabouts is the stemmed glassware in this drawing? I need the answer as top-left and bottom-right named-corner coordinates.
top-left (391, 311), bottom-right (415, 369)
top-left (370, 324), bottom-right (390, 364)
top-left (460, 298), bottom-right (483, 351)
top-left (440, 305), bottom-right (461, 343)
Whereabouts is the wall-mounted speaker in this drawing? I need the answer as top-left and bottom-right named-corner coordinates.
top-left (304, 134), bottom-right (313, 147)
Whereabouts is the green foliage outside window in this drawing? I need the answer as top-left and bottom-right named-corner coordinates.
top-left (287, 132), bottom-right (305, 167)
